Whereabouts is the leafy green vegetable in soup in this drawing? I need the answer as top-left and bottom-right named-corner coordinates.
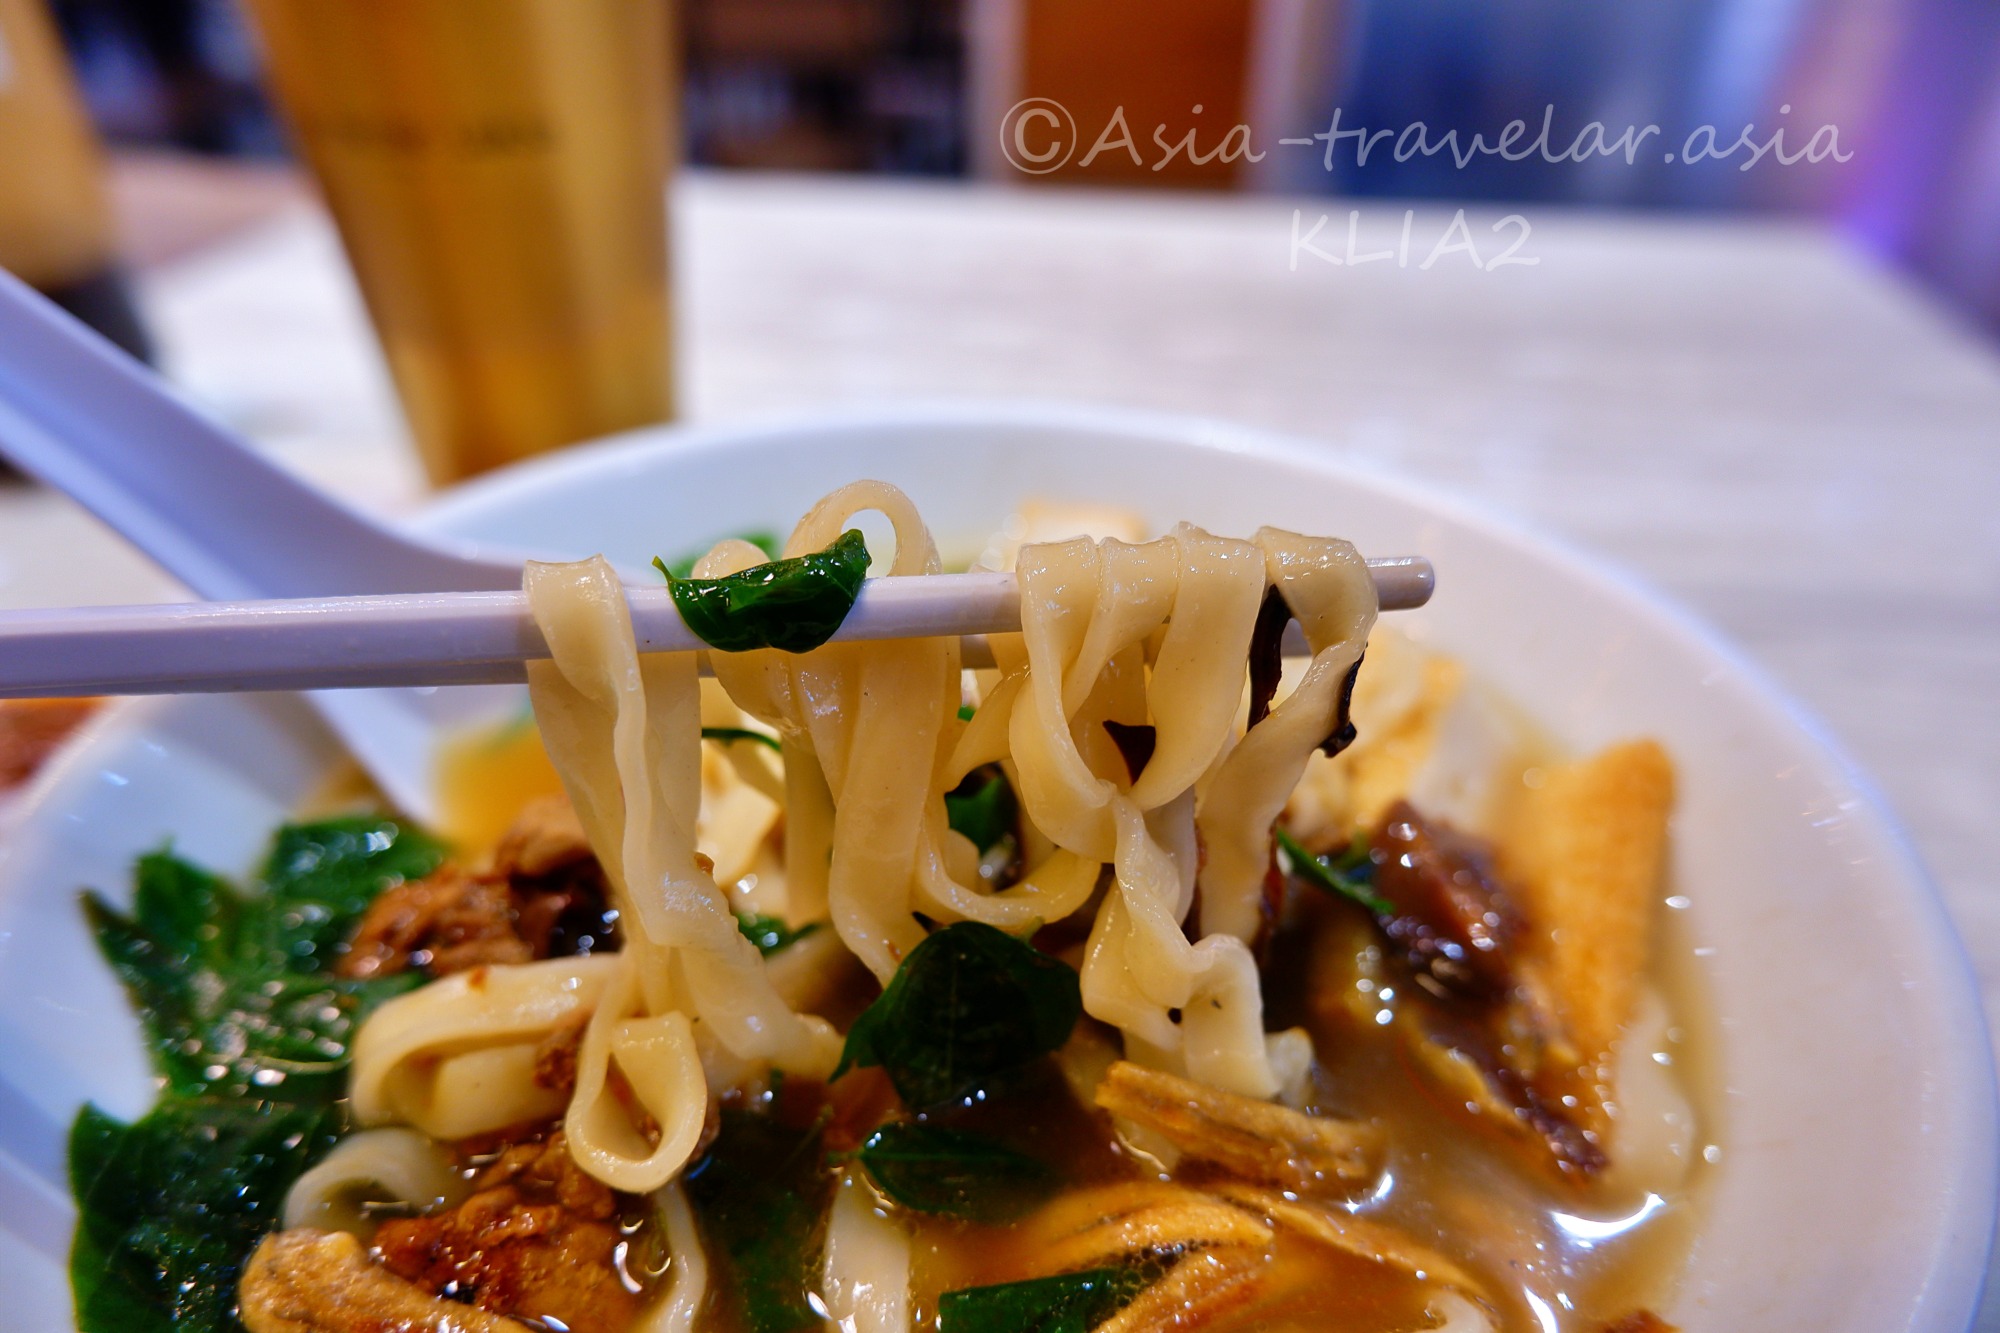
top-left (736, 910), bottom-right (821, 956)
top-left (67, 818), bottom-right (444, 1333)
top-left (1276, 825), bottom-right (1393, 917)
top-left (703, 725), bottom-right (784, 753)
top-left (834, 920), bottom-right (1082, 1109)
top-left (936, 1263), bottom-right (1164, 1333)
top-left (658, 528), bottom-right (871, 654)
top-left (857, 1122), bottom-right (1060, 1223)
top-left (944, 765), bottom-right (1018, 857)
top-left (684, 1108), bottom-right (835, 1333)
top-left (70, 1099), bottom-right (340, 1333)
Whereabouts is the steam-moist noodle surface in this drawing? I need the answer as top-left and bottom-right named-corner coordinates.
top-left (77, 481), bottom-right (1706, 1333)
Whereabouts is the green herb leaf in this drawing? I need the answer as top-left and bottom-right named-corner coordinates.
top-left (737, 912), bottom-right (821, 956)
top-left (70, 818), bottom-right (443, 1332)
top-left (253, 818), bottom-right (448, 974)
top-left (1277, 826), bottom-right (1393, 916)
top-left (70, 1097), bottom-right (341, 1333)
top-left (859, 1122), bottom-right (1059, 1222)
top-left (944, 766), bottom-right (1017, 855)
top-left (661, 529), bottom-right (871, 654)
top-left (84, 818), bottom-right (441, 1102)
top-left (684, 1109), bottom-right (833, 1333)
top-left (657, 530), bottom-right (782, 581)
top-left (937, 1263), bottom-right (1164, 1333)
top-left (835, 920), bottom-right (1081, 1109)
top-left (704, 726), bottom-right (783, 753)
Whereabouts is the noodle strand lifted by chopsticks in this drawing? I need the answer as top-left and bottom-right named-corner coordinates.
top-left (349, 481), bottom-right (1376, 1180)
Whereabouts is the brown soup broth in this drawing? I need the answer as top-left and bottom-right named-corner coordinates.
top-left (432, 720), bottom-right (1718, 1333)
top-left (891, 889), bottom-right (1716, 1333)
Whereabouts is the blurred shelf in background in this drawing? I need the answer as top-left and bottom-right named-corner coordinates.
top-left (683, 0), bottom-right (963, 174)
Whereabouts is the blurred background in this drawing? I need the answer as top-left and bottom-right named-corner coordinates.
top-left (35, 0), bottom-right (2000, 334)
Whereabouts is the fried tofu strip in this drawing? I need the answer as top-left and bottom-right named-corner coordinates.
top-left (1213, 1184), bottom-right (1483, 1295)
top-left (239, 1228), bottom-right (530, 1333)
top-left (1507, 740), bottom-right (1675, 1069)
top-left (1017, 1180), bottom-right (1275, 1273)
top-left (1094, 1248), bottom-right (1270, 1333)
top-left (1094, 1061), bottom-right (1381, 1193)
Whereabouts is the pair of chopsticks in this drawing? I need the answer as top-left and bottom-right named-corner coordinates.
top-left (0, 560), bottom-right (1434, 699)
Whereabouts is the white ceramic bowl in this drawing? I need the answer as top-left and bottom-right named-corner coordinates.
top-left (0, 402), bottom-right (1990, 1331)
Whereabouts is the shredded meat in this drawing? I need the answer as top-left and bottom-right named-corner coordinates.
top-left (1093, 1061), bottom-right (1380, 1194)
top-left (374, 1130), bottom-right (638, 1333)
top-left (532, 1011), bottom-right (590, 1099)
top-left (490, 793), bottom-right (594, 878)
top-left (239, 1227), bottom-right (529, 1333)
top-left (339, 796), bottom-right (619, 980)
top-left (1369, 800), bottom-right (1522, 1001)
top-left (1333, 795), bottom-right (1661, 1180)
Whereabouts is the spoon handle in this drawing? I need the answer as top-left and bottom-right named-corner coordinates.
top-left (0, 270), bottom-right (519, 601)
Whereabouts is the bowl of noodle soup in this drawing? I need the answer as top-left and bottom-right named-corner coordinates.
top-left (0, 401), bottom-right (1989, 1333)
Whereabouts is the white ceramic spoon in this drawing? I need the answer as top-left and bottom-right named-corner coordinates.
top-left (0, 268), bottom-right (538, 823)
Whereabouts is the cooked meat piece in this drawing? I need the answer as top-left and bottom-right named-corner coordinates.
top-left (374, 1131), bottom-right (639, 1333)
top-left (338, 865), bottom-right (531, 980)
top-left (239, 1227), bottom-right (529, 1333)
top-left (1406, 1033), bottom-right (1607, 1178)
top-left (338, 798), bottom-right (619, 981)
top-left (1094, 1062), bottom-right (1380, 1193)
top-left (491, 794), bottom-right (594, 878)
top-left (1370, 800), bottom-right (1522, 1002)
top-left (533, 1011), bottom-right (589, 1098)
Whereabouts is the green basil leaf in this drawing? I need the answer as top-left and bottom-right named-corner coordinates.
top-left (944, 766), bottom-right (1017, 855)
top-left (835, 920), bottom-right (1080, 1109)
top-left (657, 530), bottom-right (782, 581)
top-left (662, 528), bottom-right (871, 654)
top-left (937, 1263), bottom-right (1163, 1333)
top-left (685, 1109), bottom-right (833, 1333)
top-left (704, 726), bottom-right (783, 753)
top-left (69, 1097), bottom-right (340, 1333)
top-left (737, 912), bottom-right (821, 956)
top-left (858, 1122), bottom-right (1059, 1222)
top-left (83, 819), bottom-right (441, 1102)
top-left (1277, 826), bottom-right (1393, 916)
top-left (70, 818), bottom-right (443, 1331)
top-left (254, 817), bottom-right (450, 975)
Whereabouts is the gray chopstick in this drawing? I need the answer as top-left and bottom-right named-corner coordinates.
top-left (0, 560), bottom-right (1432, 698)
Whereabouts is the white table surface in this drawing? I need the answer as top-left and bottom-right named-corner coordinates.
top-left (4, 169), bottom-right (1999, 1308)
